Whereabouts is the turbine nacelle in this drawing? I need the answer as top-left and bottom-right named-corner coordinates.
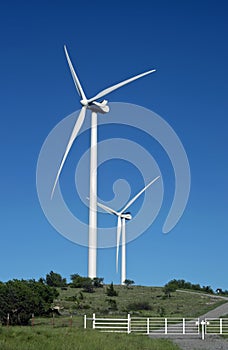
top-left (80, 99), bottom-right (109, 114)
top-left (89, 100), bottom-right (109, 114)
top-left (120, 212), bottom-right (132, 220)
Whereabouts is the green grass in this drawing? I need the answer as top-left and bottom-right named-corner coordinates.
top-left (54, 285), bottom-right (226, 318)
top-left (0, 327), bottom-right (181, 350)
top-left (1, 286), bottom-right (226, 350)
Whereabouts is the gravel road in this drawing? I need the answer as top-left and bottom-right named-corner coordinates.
top-left (200, 301), bottom-right (228, 319)
top-left (171, 335), bottom-right (228, 350)
top-left (149, 300), bottom-right (228, 350)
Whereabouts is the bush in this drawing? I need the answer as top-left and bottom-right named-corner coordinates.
top-left (93, 277), bottom-right (104, 288)
top-left (127, 301), bottom-right (152, 311)
top-left (106, 283), bottom-right (118, 297)
top-left (123, 279), bottom-right (135, 288)
top-left (70, 274), bottom-right (92, 288)
top-left (106, 298), bottom-right (118, 311)
top-left (82, 280), bottom-right (94, 293)
top-left (163, 285), bottom-right (176, 298)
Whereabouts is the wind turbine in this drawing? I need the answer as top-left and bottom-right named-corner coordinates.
top-left (51, 45), bottom-right (156, 279)
top-left (97, 176), bottom-right (160, 285)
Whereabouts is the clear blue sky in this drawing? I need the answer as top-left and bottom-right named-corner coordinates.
top-left (0, 0), bottom-right (227, 290)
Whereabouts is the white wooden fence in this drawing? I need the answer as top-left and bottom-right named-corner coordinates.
top-left (84, 314), bottom-right (228, 340)
top-left (205, 318), bottom-right (228, 335)
top-left (84, 314), bottom-right (199, 335)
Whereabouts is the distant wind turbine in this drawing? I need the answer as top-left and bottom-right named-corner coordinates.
top-left (51, 45), bottom-right (156, 279)
top-left (97, 176), bottom-right (160, 284)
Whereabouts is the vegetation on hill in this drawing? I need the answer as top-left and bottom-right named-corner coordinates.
top-left (164, 279), bottom-right (214, 295)
top-left (55, 284), bottom-right (226, 318)
top-left (0, 272), bottom-right (227, 326)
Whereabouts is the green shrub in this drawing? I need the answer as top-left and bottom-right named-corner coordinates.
top-left (126, 301), bottom-right (152, 311)
top-left (106, 283), bottom-right (118, 297)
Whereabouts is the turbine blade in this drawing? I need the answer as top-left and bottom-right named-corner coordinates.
top-left (121, 176), bottom-right (160, 213)
top-left (116, 216), bottom-right (122, 272)
top-left (64, 45), bottom-right (87, 102)
top-left (96, 201), bottom-right (118, 216)
top-left (87, 69), bottom-right (156, 103)
top-left (51, 106), bottom-right (86, 198)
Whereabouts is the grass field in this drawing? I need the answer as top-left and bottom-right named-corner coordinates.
top-left (1, 286), bottom-right (226, 349)
top-left (54, 285), bottom-right (226, 318)
top-left (0, 326), bottom-right (181, 350)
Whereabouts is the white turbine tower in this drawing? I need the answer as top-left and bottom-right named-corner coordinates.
top-left (97, 176), bottom-right (160, 285)
top-left (51, 45), bottom-right (156, 279)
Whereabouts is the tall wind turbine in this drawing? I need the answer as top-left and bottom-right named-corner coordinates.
top-left (51, 45), bottom-right (156, 279)
top-left (97, 176), bottom-right (160, 284)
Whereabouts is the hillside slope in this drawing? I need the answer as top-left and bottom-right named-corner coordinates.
top-left (54, 285), bottom-right (227, 318)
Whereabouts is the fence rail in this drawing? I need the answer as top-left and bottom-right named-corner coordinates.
top-left (205, 318), bottom-right (228, 335)
top-left (84, 314), bottom-right (228, 340)
top-left (130, 317), bottom-right (200, 335)
top-left (84, 314), bottom-right (200, 335)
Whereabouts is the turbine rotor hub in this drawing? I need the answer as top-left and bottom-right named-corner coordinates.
top-left (80, 99), bottom-right (88, 106)
top-left (121, 213), bottom-right (132, 220)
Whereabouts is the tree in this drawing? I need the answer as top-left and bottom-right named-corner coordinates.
top-left (106, 282), bottom-right (118, 297)
top-left (202, 285), bottom-right (214, 294)
top-left (93, 277), bottom-right (104, 288)
top-left (163, 284), bottom-right (176, 298)
top-left (46, 271), bottom-right (67, 288)
top-left (70, 274), bottom-right (94, 292)
top-left (123, 279), bottom-right (135, 288)
top-left (82, 279), bottom-right (94, 293)
top-left (71, 274), bottom-right (90, 287)
top-left (70, 274), bottom-right (104, 289)
top-left (0, 279), bottom-right (58, 326)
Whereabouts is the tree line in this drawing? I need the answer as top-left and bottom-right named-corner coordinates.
top-left (0, 279), bottom-right (58, 326)
top-left (1, 272), bottom-right (225, 326)
top-left (44, 271), bottom-right (134, 291)
top-left (163, 279), bottom-right (228, 297)
top-left (0, 271), bottom-right (134, 326)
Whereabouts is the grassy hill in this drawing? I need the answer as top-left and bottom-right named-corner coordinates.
top-left (54, 284), bottom-right (226, 318)
top-left (1, 284), bottom-right (226, 350)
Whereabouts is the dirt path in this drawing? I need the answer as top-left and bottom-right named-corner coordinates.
top-left (176, 290), bottom-right (228, 302)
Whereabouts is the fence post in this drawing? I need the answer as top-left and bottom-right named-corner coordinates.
top-left (165, 318), bottom-right (168, 334)
top-left (183, 318), bottom-right (185, 334)
top-left (147, 318), bottom-right (150, 334)
top-left (220, 318), bottom-right (223, 335)
top-left (127, 314), bottom-right (131, 334)
top-left (201, 320), bottom-right (206, 340)
top-left (84, 315), bottom-right (87, 329)
top-left (92, 313), bottom-right (95, 329)
top-left (195, 319), bottom-right (200, 334)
